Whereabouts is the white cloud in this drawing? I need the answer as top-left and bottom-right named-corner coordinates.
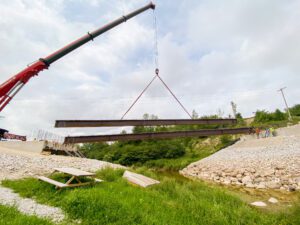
top-left (0, 0), bottom-right (299, 137)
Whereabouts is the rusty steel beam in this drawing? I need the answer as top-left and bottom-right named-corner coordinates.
top-left (64, 127), bottom-right (253, 144)
top-left (55, 119), bottom-right (237, 128)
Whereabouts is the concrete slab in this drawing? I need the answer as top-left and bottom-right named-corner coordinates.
top-left (0, 141), bottom-right (45, 154)
top-left (0, 141), bottom-right (82, 157)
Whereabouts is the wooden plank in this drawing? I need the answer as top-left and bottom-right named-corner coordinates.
top-left (77, 151), bottom-right (86, 158)
top-left (54, 167), bottom-right (95, 177)
top-left (74, 151), bottom-right (83, 158)
top-left (65, 182), bottom-right (94, 187)
top-left (123, 171), bottom-right (160, 188)
top-left (38, 176), bottom-right (67, 188)
top-left (63, 150), bottom-right (73, 157)
top-left (55, 119), bottom-right (237, 128)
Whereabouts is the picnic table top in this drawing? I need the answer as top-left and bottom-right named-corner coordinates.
top-left (54, 167), bottom-right (95, 177)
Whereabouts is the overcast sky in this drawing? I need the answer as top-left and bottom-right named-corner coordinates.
top-left (0, 0), bottom-right (299, 136)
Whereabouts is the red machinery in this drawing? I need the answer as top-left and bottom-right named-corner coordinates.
top-left (0, 2), bottom-right (155, 112)
top-left (0, 128), bottom-right (26, 141)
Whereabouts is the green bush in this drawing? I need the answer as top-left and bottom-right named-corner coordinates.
top-left (80, 112), bottom-right (240, 167)
top-left (220, 135), bottom-right (231, 145)
top-left (290, 104), bottom-right (300, 116)
top-left (254, 109), bottom-right (287, 123)
top-left (81, 139), bottom-right (185, 166)
top-left (273, 109), bottom-right (287, 120)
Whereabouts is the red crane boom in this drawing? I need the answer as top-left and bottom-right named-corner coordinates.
top-left (0, 2), bottom-right (155, 112)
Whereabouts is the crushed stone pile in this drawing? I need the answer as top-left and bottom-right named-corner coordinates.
top-left (180, 124), bottom-right (300, 191)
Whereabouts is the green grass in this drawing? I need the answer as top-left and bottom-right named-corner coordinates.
top-left (2, 168), bottom-right (300, 225)
top-left (141, 148), bottom-right (212, 171)
top-left (141, 141), bottom-right (236, 171)
top-left (0, 204), bottom-right (52, 225)
top-left (251, 116), bottom-right (300, 129)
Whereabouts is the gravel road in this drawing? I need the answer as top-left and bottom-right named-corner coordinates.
top-left (181, 124), bottom-right (300, 191)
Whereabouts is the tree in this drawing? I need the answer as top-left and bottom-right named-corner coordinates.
top-left (290, 104), bottom-right (300, 116)
top-left (236, 113), bottom-right (243, 119)
top-left (143, 113), bottom-right (150, 120)
top-left (254, 109), bottom-right (287, 123)
top-left (192, 110), bottom-right (199, 119)
top-left (254, 110), bottom-right (272, 122)
top-left (217, 108), bottom-right (224, 118)
top-left (273, 109), bottom-right (286, 121)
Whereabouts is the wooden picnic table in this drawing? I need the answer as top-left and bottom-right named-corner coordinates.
top-left (38, 167), bottom-right (102, 189)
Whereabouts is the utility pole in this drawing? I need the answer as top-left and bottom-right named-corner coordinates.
top-left (231, 101), bottom-right (237, 119)
top-left (278, 87), bottom-right (292, 121)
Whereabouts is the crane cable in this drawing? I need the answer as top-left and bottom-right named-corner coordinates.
top-left (121, 8), bottom-right (192, 119)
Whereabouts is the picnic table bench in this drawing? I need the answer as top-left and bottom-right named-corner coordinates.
top-left (123, 170), bottom-right (160, 188)
top-left (38, 167), bottom-right (102, 189)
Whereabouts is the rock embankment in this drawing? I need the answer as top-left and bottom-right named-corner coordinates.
top-left (180, 124), bottom-right (300, 191)
top-left (0, 146), bottom-right (123, 181)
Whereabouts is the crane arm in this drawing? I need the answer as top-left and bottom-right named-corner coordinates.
top-left (0, 2), bottom-right (155, 112)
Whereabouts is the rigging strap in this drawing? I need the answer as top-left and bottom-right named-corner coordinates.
top-left (121, 8), bottom-right (192, 119)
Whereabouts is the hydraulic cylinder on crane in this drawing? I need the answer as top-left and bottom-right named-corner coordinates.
top-left (0, 2), bottom-right (155, 112)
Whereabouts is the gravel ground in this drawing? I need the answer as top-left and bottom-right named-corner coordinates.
top-left (0, 186), bottom-right (65, 223)
top-left (180, 124), bottom-right (300, 191)
top-left (0, 146), bottom-right (124, 181)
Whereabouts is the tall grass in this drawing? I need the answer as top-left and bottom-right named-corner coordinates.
top-left (141, 140), bottom-right (236, 171)
top-left (2, 168), bottom-right (299, 225)
top-left (0, 204), bottom-right (52, 225)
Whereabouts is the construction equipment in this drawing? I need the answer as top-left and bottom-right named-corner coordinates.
top-left (0, 128), bottom-right (26, 141)
top-left (55, 119), bottom-right (237, 128)
top-left (0, 2), bottom-right (155, 112)
top-left (0, 128), bottom-right (8, 140)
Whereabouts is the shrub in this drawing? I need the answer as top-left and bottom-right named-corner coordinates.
top-left (81, 139), bottom-right (186, 166)
top-left (254, 109), bottom-right (287, 123)
top-left (290, 104), bottom-right (300, 116)
top-left (220, 135), bottom-right (231, 145)
top-left (273, 109), bottom-right (287, 120)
